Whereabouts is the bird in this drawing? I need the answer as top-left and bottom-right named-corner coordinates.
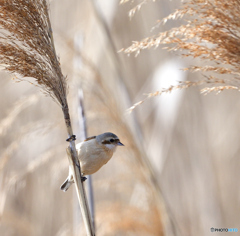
top-left (60, 132), bottom-right (124, 192)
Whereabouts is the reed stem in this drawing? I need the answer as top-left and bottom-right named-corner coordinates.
top-left (62, 105), bottom-right (95, 236)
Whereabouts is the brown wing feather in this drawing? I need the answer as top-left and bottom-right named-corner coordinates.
top-left (84, 136), bottom-right (96, 142)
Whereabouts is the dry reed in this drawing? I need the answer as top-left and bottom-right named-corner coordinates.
top-left (0, 0), bottom-right (67, 106)
top-left (121, 0), bottom-right (240, 110)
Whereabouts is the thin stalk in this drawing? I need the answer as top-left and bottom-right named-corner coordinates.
top-left (62, 104), bottom-right (95, 236)
top-left (78, 89), bottom-right (95, 230)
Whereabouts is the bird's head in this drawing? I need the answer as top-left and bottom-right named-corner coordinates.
top-left (96, 132), bottom-right (124, 151)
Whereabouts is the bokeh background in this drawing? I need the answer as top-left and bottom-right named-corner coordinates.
top-left (0, 0), bottom-right (239, 236)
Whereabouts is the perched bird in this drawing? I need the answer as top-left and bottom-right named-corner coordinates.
top-left (60, 132), bottom-right (124, 191)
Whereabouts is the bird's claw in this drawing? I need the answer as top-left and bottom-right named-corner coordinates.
top-left (66, 135), bottom-right (76, 142)
top-left (81, 176), bottom-right (87, 182)
top-left (75, 163), bottom-right (86, 182)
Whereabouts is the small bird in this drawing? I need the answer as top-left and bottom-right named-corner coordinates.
top-left (60, 132), bottom-right (124, 191)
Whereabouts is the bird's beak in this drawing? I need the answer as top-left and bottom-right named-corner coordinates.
top-left (117, 141), bottom-right (124, 146)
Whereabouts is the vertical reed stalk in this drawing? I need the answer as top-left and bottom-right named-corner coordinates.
top-left (63, 105), bottom-right (95, 236)
top-left (78, 89), bottom-right (95, 231)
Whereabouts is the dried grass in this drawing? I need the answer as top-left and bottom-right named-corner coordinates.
top-left (121, 0), bottom-right (240, 110)
top-left (0, 0), bottom-right (67, 106)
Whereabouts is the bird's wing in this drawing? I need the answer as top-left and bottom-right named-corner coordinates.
top-left (84, 136), bottom-right (96, 142)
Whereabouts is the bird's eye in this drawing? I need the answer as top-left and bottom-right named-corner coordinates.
top-left (110, 139), bottom-right (114, 143)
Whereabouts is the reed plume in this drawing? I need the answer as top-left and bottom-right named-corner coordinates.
top-left (0, 1), bottom-right (94, 235)
top-left (121, 0), bottom-right (240, 110)
top-left (0, 0), bottom-right (66, 105)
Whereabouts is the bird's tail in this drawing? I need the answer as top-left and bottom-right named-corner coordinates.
top-left (60, 178), bottom-right (73, 192)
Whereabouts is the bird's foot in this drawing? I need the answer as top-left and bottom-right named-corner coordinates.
top-left (81, 176), bottom-right (87, 182)
top-left (66, 135), bottom-right (76, 142)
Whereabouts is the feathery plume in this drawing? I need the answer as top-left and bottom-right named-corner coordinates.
top-left (122, 0), bottom-right (240, 109)
top-left (0, 0), bottom-right (67, 106)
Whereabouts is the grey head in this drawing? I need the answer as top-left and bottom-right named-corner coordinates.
top-left (96, 132), bottom-right (124, 146)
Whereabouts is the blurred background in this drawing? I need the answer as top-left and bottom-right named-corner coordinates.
top-left (0, 0), bottom-right (240, 236)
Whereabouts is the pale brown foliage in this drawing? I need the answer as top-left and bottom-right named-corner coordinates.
top-left (0, 0), bottom-right (67, 106)
top-left (122, 0), bottom-right (240, 110)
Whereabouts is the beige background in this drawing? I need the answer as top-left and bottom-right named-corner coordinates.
top-left (0, 1), bottom-right (239, 236)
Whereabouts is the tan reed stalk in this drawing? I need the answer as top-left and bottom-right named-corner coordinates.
top-left (78, 89), bottom-right (95, 231)
top-left (0, 1), bottom-right (94, 235)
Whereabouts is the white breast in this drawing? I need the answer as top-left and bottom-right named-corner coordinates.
top-left (76, 139), bottom-right (114, 175)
